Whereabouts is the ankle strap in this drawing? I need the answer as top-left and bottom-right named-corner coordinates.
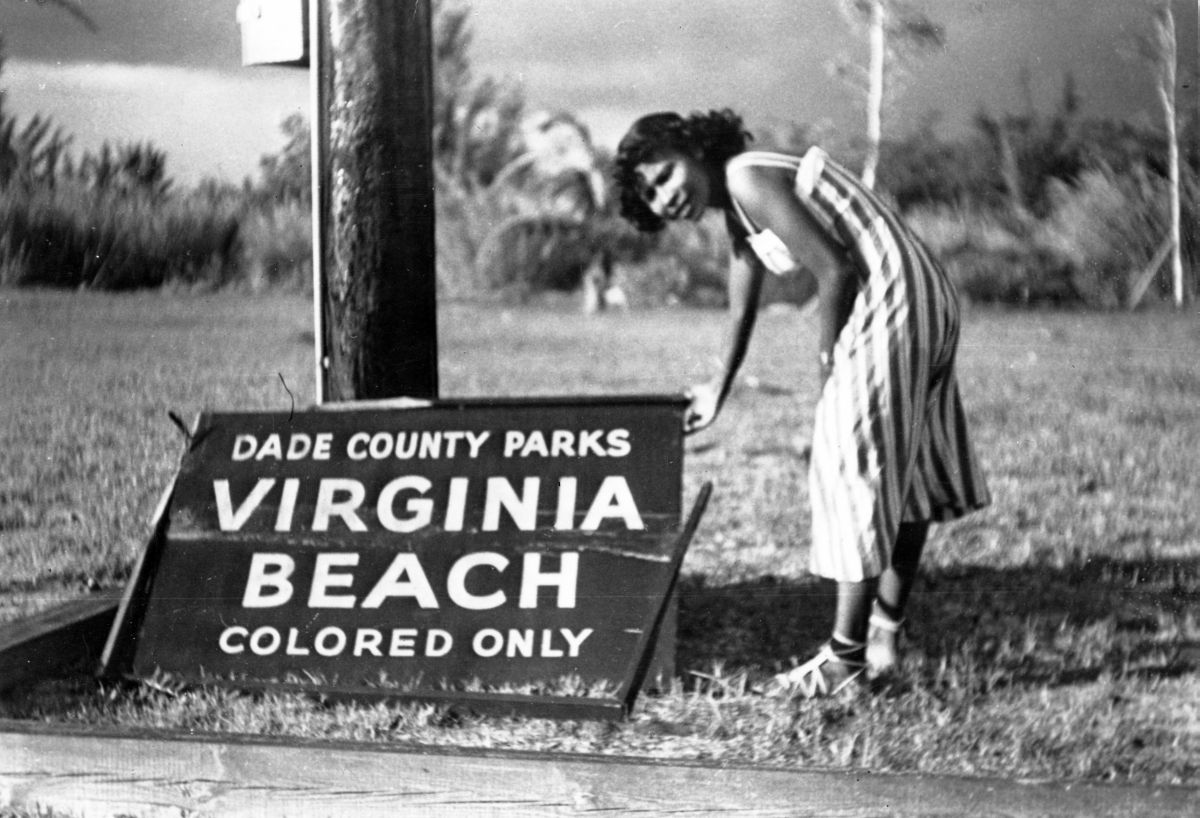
top-left (831, 632), bottom-right (865, 649)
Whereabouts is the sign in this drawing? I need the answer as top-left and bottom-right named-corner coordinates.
top-left (237, 0), bottom-right (308, 67)
top-left (102, 397), bottom-right (708, 719)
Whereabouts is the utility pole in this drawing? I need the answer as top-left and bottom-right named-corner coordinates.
top-left (241, 0), bottom-right (439, 402)
top-left (314, 0), bottom-right (438, 400)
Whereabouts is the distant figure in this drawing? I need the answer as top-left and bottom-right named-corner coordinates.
top-left (614, 110), bottom-right (990, 697)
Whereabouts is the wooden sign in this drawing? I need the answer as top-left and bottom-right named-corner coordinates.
top-left (102, 397), bottom-right (708, 719)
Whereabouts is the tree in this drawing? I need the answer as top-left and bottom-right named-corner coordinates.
top-left (256, 112), bottom-right (310, 204)
top-left (256, 1), bottom-right (526, 202)
top-left (971, 73), bottom-right (1089, 220)
top-left (265, 1), bottom-right (621, 310)
top-left (0, 2), bottom-right (95, 186)
top-left (424, 2), bottom-right (621, 309)
top-left (431, 0), bottom-right (526, 191)
top-left (471, 110), bottom-right (625, 309)
top-left (830, 0), bottom-right (944, 189)
top-left (1126, 0), bottom-right (1186, 307)
top-left (1148, 1), bottom-right (1184, 306)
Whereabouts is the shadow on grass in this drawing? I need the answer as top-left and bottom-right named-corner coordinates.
top-left (676, 556), bottom-right (1200, 689)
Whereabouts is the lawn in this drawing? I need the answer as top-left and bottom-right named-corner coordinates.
top-left (1, 288), bottom-right (1197, 786)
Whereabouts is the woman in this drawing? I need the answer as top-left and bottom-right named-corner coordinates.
top-left (614, 110), bottom-right (990, 697)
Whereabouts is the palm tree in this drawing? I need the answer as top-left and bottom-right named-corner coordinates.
top-left (473, 111), bottom-right (626, 310)
top-left (432, 1), bottom-right (633, 309)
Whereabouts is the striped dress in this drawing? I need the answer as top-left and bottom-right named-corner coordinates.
top-left (728, 148), bottom-right (990, 582)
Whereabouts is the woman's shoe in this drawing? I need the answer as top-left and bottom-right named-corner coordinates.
top-left (866, 606), bottom-right (904, 677)
top-left (769, 643), bottom-right (867, 699)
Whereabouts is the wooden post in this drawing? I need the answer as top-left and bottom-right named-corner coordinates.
top-left (314, 0), bottom-right (439, 402)
top-left (5, 722), bottom-right (1199, 817)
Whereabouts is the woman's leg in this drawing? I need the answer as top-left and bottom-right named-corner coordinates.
top-left (773, 578), bottom-right (875, 697)
top-left (876, 521), bottom-right (930, 620)
top-left (831, 578), bottom-right (877, 662)
top-left (867, 521), bottom-right (930, 674)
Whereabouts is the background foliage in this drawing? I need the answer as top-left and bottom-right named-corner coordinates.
top-left (0, 4), bottom-right (1195, 307)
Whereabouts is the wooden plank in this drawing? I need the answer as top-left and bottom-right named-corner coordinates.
top-left (619, 481), bottom-right (711, 709)
top-left (1, 721), bottom-right (1195, 817)
top-left (187, 679), bottom-right (628, 722)
top-left (1128, 235), bottom-right (1173, 309)
top-left (98, 481), bottom-right (175, 679)
top-left (0, 594), bottom-right (120, 695)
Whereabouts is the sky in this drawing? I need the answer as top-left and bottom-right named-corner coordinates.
top-left (1, 0), bottom-right (1196, 185)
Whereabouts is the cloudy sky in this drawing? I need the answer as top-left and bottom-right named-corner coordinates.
top-left (1, 0), bottom-right (1195, 184)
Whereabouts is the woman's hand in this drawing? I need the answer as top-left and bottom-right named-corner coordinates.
top-left (683, 377), bottom-right (722, 435)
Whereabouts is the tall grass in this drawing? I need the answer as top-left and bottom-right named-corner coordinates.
top-left (0, 127), bottom-right (1193, 309)
top-left (1037, 164), bottom-right (1172, 308)
top-left (905, 205), bottom-right (1074, 305)
top-left (236, 199), bottom-right (312, 292)
top-left (0, 181), bottom-right (241, 290)
top-left (907, 162), bottom-right (1197, 308)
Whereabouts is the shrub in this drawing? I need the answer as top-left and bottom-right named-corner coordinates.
top-left (238, 200), bottom-right (312, 292)
top-left (434, 178), bottom-right (506, 298)
top-left (906, 160), bottom-right (1198, 309)
top-left (1036, 163), bottom-right (1168, 309)
top-left (906, 205), bottom-right (1075, 305)
top-left (645, 214), bottom-right (730, 305)
top-left (0, 181), bottom-right (240, 290)
top-left (437, 173), bottom-right (727, 308)
top-left (471, 215), bottom-right (598, 296)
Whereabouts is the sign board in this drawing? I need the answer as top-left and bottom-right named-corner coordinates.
top-left (237, 0), bottom-right (308, 67)
top-left (102, 398), bottom-right (707, 719)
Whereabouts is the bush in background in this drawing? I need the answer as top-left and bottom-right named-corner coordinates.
top-left (630, 214), bottom-right (730, 307)
top-left (1038, 161), bottom-right (1196, 308)
top-left (902, 157), bottom-right (1198, 310)
top-left (237, 199), bottom-right (311, 292)
top-left (2, 15), bottom-right (1194, 308)
top-left (0, 66), bottom-right (245, 291)
top-left (0, 180), bottom-right (241, 290)
top-left (1035, 164), bottom-right (1167, 308)
top-left (906, 205), bottom-right (1076, 306)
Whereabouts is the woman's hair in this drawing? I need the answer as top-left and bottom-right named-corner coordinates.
top-left (613, 109), bottom-right (752, 232)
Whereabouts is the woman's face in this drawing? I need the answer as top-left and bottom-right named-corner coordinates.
top-left (634, 150), bottom-right (711, 222)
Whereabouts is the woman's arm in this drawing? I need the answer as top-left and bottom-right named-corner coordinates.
top-left (813, 256), bottom-right (857, 385)
top-left (684, 249), bottom-right (764, 434)
top-left (727, 162), bottom-right (856, 385)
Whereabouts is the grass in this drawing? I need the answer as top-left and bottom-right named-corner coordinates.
top-left (1, 289), bottom-right (1198, 787)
